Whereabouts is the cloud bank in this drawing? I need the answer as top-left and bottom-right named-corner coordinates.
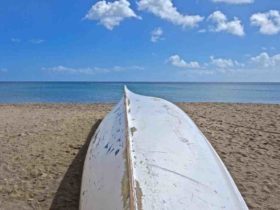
top-left (210, 56), bottom-right (239, 69)
top-left (168, 52), bottom-right (280, 74)
top-left (167, 55), bottom-right (201, 69)
top-left (43, 65), bottom-right (144, 75)
top-left (250, 52), bottom-right (280, 68)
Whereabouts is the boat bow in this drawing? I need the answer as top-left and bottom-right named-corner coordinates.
top-left (80, 86), bottom-right (248, 210)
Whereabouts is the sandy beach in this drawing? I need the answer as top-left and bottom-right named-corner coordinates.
top-left (0, 103), bottom-right (279, 210)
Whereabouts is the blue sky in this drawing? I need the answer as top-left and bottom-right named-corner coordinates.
top-left (0, 0), bottom-right (279, 82)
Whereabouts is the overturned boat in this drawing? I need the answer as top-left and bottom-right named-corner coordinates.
top-left (80, 86), bottom-right (248, 210)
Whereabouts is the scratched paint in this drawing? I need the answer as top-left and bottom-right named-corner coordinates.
top-left (80, 98), bottom-right (130, 210)
top-left (80, 87), bottom-right (248, 210)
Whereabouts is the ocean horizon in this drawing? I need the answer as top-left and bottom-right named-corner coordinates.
top-left (0, 82), bottom-right (280, 104)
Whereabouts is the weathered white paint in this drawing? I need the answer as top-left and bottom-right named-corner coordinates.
top-left (80, 86), bottom-right (248, 210)
top-left (80, 98), bottom-right (129, 210)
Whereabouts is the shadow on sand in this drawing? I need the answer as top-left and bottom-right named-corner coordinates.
top-left (50, 119), bottom-right (102, 210)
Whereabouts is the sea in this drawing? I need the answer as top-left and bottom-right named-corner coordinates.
top-left (0, 82), bottom-right (279, 104)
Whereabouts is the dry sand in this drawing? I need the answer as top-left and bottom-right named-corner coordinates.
top-left (0, 103), bottom-right (279, 210)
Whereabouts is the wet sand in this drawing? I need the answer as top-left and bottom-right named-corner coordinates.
top-left (0, 103), bottom-right (279, 210)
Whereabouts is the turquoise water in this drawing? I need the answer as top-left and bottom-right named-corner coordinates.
top-left (0, 82), bottom-right (279, 104)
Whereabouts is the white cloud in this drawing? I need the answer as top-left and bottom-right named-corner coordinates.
top-left (168, 55), bottom-right (201, 69)
top-left (43, 65), bottom-right (143, 75)
top-left (0, 68), bottom-right (8, 73)
top-left (11, 38), bottom-right (21, 43)
top-left (250, 10), bottom-right (280, 35)
top-left (43, 66), bottom-right (98, 75)
top-left (208, 56), bottom-right (244, 73)
top-left (198, 29), bottom-right (206, 33)
top-left (84, 0), bottom-right (140, 30)
top-left (30, 39), bottom-right (45, 44)
top-left (212, 0), bottom-right (254, 4)
top-left (138, 0), bottom-right (204, 28)
top-left (151, 27), bottom-right (163, 42)
top-left (210, 56), bottom-right (238, 68)
top-left (11, 38), bottom-right (45, 44)
top-left (250, 52), bottom-right (280, 68)
top-left (208, 11), bottom-right (245, 36)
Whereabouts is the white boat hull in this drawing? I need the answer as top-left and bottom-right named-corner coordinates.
top-left (80, 87), bottom-right (248, 210)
